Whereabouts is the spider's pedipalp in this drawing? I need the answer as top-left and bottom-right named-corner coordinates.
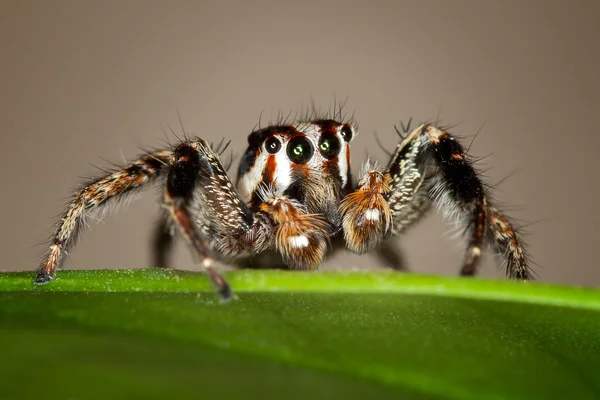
top-left (340, 164), bottom-right (393, 253)
top-left (259, 194), bottom-right (330, 269)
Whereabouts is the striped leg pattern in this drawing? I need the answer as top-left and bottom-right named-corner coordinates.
top-left (341, 124), bottom-right (532, 280)
top-left (37, 150), bottom-right (173, 284)
top-left (37, 139), bottom-right (276, 299)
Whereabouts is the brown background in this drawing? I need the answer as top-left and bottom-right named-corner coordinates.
top-left (1, 0), bottom-right (598, 286)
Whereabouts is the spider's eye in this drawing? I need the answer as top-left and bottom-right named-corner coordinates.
top-left (340, 125), bottom-right (353, 142)
top-left (286, 136), bottom-right (314, 164)
top-left (318, 132), bottom-right (341, 160)
top-left (264, 137), bottom-right (281, 154)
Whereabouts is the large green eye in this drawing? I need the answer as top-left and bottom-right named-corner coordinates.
top-left (286, 136), bottom-right (314, 164)
top-left (318, 132), bottom-right (341, 160)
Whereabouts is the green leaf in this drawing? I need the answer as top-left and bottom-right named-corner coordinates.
top-left (1, 269), bottom-right (599, 399)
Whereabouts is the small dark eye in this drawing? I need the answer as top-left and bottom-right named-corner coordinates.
top-left (264, 137), bottom-right (281, 154)
top-left (318, 132), bottom-right (341, 160)
top-left (286, 136), bottom-right (314, 164)
top-left (340, 125), bottom-right (353, 142)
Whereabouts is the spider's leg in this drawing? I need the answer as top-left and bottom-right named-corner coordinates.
top-left (36, 150), bottom-right (173, 284)
top-left (151, 210), bottom-right (175, 268)
top-left (164, 140), bottom-right (276, 299)
top-left (375, 238), bottom-right (408, 271)
top-left (163, 186), bottom-right (230, 299)
top-left (163, 142), bottom-right (233, 299)
top-left (384, 125), bottom-right (433, 234)
top-left (486, 205), bottom-right (531, 280)
top-left (341, 124), bottom-right (531, 280)
top-left (389, 124), bottom-right (531, 279)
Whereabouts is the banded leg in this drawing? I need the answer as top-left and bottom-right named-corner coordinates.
top-left (163, 187), bottom-right (231, 299)
top-left (163, 142), bottom-right (233, 299)
top-left (422, 125), bottom-right (503, 277)
top-left (487, 206), bottom-right (531, 279)
top-left (163, 140), bottom-right (277, 299)
top-left (394, 124), bottom-right (530, 279)
top-left (36, 151), bottom-right (172, 284)
top-left (342, 124), bottom-right (532, 279)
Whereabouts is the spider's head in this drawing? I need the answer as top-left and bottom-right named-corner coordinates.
top-left (236, 120), bottom-right (356, 213)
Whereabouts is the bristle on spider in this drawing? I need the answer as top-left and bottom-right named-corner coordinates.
top-left (340, 162), bottom-right (393, 253)
top-left (260, 196), bottom-right (330, 269)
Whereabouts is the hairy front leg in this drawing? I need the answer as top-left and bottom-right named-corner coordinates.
top-left (36, 150), bottom-right (172, 284)
top-left (162, 140), bottom-right (273, 299)
top-left (341, 123), bottom-right (531, 280)
top-left (390, 124), bottom-right (531, 279)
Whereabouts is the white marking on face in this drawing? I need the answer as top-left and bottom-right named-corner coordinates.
top-left (287, 235), bottom-right (309, 248)
top-left (237, 150), bottom-right (267, 203)
top-left (237, 122), bottom-right (356, 203)
top-left (336, 127), bottom-right (350, 187)
top-left (273, 142), bottom-right (292, 196)
top-left (365, 208), bottom-right (380, 221)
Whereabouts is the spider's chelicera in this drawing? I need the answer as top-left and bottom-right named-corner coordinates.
top-left (37, 115), bottom-right (532, 299)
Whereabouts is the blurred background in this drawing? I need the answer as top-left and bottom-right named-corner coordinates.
top-left (1, 0), bottom-right (598, 286)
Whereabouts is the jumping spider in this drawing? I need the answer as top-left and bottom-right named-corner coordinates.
top-left (37, 115), bottom-right (531, 299)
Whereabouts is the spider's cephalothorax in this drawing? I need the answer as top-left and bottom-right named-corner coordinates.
top-left (36, 116), bottom-right (532, 300)
top-left (237, 120), bottom-right (354, 224)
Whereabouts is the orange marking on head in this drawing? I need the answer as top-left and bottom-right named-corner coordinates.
top-left (262, 155), bottom-right (277, 187)
top-left (346, 144), bottom-right (350, 166)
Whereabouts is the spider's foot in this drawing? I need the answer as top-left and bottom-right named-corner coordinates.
top-left (34, 270), bottom-right (53, 285)
top-left (513, 270), bottom-right (533, 281)
top-left (205, 262), bottom-right (234, 302)
top-left (460, 248), bottom-right (479, 276)
top-left (218, 282), bottom-right (233, 303)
